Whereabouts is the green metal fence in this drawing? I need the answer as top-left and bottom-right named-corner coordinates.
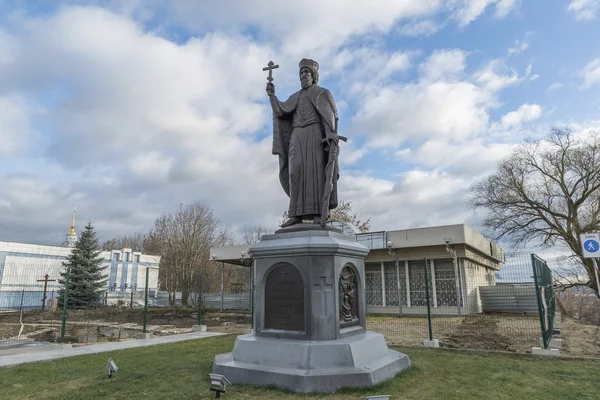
top-left (531, 254), bottom-right (555, 349)
top-left (366, 253), bottom-right (553, 352)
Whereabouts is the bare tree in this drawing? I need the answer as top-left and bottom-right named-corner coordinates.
top-left (148, 203), bottom-right (232, 306)
top-left (241, 226), bottom-right (276, 245)
top-left (471, 127), bottom-right (600, 297)
top-left (281, 200), bottom-right (370, 232)
top-left (101, 233), bottom-right (149, 253)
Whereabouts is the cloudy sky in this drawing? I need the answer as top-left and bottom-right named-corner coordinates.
top-left (1, 0), bottom-right (600, 248)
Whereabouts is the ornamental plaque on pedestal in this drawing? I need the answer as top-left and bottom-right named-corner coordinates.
top-left (264, 264), bottom-right (305, 331)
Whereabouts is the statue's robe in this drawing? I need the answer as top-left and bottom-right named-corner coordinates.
top-left (271, 84), bottom-right (339, 218)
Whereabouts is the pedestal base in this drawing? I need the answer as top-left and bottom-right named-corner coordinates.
top-left (213, 332), bottom-right (411, 393)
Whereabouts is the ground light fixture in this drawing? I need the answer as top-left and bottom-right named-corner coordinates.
top-left (209, 373), bottom-right (232, 398)
top-left (366, 395), bottom-right (391, 400)
top-left (107, 358), bottom-right (118, 378)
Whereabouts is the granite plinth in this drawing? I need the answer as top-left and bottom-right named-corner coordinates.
top-left (213, 332), bottom-right (411, 393)
top-left (213, 229), bottom-right (411, 393)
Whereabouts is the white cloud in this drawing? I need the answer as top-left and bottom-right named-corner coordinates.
top-left (350, 52), bottom-right (532, 150)
top-left (449, 0), bottom-right (518, 27)
top-left (581, 58), bottom-right (600, 87)
top-left (500, 104), bottom-right (542, 129)
top-left (508, 38), bottom-right (528, 55)
top-left (495, 0), bottom-right (517, 17)
top-left (0, 2), bottom-right (568, 246)
top-left (353, 80), bottom-right (492, 148)
top-left (0, 6), bottom-right (293, 243)
top-left (0, 97), bottom-right (30, 156)
top-left (398, 139), bottom-right (515, 175)
top-left (162, 0), bottom-right (442, 56)
top-left (567, 0), bottom-right (600, 21)
top-left (474, 60), bottom-right (522, 91)
top-left (419, 49), bottom-right (468, 81)
top-left (547, 81), bottom-right (564, 91)
top-left (128, 151), bottom-right (174, 184)
top-left (398, 19), bottom-right (440, 36)
top-left (332, 47), bottom-right (416, 98)
top-left (341, 169), bottom-right (476, 231)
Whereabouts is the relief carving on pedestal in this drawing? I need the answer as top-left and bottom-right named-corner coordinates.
top-left (339, 265), bottom-right (359, 326)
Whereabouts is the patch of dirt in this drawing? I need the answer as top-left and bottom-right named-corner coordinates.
top-left (207, 324), bottom-right (252, 335)
top-left (559, 316), bottom-right (600, 357)
top-left (367, 314), bottom-right (540, 353)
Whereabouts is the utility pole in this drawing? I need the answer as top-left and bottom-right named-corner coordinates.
top-left (36, 274), bottom-right (56, 311)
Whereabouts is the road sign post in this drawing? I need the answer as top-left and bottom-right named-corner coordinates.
top-left (580, 233), bottom-right (600, 298)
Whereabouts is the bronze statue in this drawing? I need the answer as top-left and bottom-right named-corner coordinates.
top-left (265, 59), bottom-right (345, 228)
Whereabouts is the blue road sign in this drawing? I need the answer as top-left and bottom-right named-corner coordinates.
top-left (584, 240), bottom-right (599, 253)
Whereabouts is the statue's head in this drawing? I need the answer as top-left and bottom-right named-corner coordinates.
top-left (299, 58), bottom-right (319, 89)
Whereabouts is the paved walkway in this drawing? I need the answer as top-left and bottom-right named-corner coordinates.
top-left (0, 331), bottom-right (226, 368)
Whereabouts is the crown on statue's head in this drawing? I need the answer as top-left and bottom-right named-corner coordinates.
top-left (299, 58), bottom-right (319, 71)
top-left (298, 58), bottom-right (319, 83)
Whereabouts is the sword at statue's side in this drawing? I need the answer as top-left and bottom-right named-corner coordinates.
top-left (320, 116), bottom-right (347, 228)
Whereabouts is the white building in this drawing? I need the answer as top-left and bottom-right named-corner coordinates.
top-left (0, 219), bottom-right (160, 311)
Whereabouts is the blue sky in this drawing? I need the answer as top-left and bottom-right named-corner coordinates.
top-left (1, 0), bottom-right (600, 257)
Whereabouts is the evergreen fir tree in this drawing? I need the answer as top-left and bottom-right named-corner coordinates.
top-left (58, 221), bottom-right (108, 309)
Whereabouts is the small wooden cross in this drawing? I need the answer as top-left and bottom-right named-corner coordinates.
top-left (262, 60), bottom-right (279, 83)
top-left (37, 274), bottom-right (56, 311)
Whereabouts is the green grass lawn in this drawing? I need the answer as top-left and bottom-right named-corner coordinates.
top-left (1, 335), bottom-right (599, 400)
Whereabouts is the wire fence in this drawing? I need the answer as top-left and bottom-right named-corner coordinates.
top-left (1, 254), bottom-right (555, 353)
top-left (365, 252), bottom-right (549, 352)
top-left (0, 263), bottom-right (252, 351)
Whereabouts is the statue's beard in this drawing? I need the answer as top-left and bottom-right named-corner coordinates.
top-left (301, 78), bottom-right (312, 89)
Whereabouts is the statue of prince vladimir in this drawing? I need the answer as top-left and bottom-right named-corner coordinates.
top-left (267, 58), bottom-right (341, 227)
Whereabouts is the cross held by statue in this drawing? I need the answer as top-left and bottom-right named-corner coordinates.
top-left (262, 60), bottom-right (279, 83)
top-left (37, 273), bottom-right (56, 311)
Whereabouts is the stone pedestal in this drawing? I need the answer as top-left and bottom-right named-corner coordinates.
top-left (213, 228), bottom-right (411, 393)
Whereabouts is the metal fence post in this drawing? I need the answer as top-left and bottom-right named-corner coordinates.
top-left (250, 264), bottom-right (254, 329)
top-left (592, 258), bottom-right (600, 298)
top-left (220, 262), bottom-right (225, 313)
top-left (452, 252), bottom-right (462, 317)
top-left (19, 289), bottom-right (24, 312)
top-left (197, 268), bottom-right (203, 326)
top-left (424, 258), bottom-right (433, 341)
top-left (143, 266), bottom-right (149, 334)
top-left (60, 266), bottom-right (71, 343)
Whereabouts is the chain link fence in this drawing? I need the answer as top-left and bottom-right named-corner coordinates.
top-left (0, 265), bottom-right (63, 350)
top-left (0, 263), bottom-right (252, 351)
top-left (1, 254), bottom-right (557, 353)
top-left (365, 252), bottom-right (549, 352)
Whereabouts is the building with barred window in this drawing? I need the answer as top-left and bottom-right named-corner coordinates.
top-left (210, 223), bottom-right (505, 316)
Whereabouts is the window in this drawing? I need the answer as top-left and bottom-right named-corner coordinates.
top-left (135, 255), bottom-right (140, 263)
top-left (126, 253), bottom-right (130, 262)
top-left (113, 253), bottom-right (119, 261)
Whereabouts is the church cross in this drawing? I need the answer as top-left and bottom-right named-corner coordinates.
top-left (262, 60), bottom-right (279, 83)
top-left (313, 274), bottom-right (333, 317)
